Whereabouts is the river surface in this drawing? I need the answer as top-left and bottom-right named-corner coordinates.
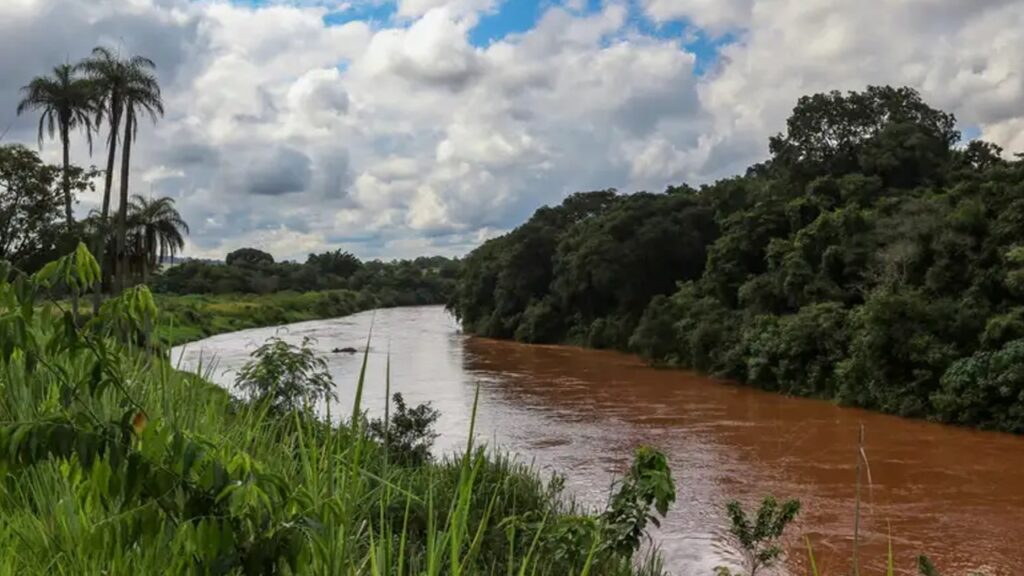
top-left (172, 306), bottom-right (1024, 576)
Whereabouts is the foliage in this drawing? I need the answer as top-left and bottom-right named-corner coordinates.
top-left (0, 245), bottom-right (676, 575)
top-left (599, 446), bottom-right (676, 558)
top-left (234, 336), bottom-right (336, 413)
top-left (450, 84), bottom-right (1024, 433)
top-left (126, 195), bottom-right (189, 279)
top-left (449, 189), bottom-right (716, 348)
top-left (17, 62), bottom-right (96, 226)
top-left (932, 339), bottom-right (1024, 433)
top-left (78, 45), bottom-right (164, 294)
top-left (306, 249), bottom-right (361, 278)
top-left (154, 289), bottom-right (379, 346)
top-left (0, 145), bottom-right (66, 266)
top-left (156, 251), bottom-right (460, 306)
top-left (226, 247), bottom-right (275, 267)
top-left (368, 393), bottom-right (440, 466)
top-left (720, 496), bottom-right (800, 576)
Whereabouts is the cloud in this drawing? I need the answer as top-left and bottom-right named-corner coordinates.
top-left (359, 7), bottom-right (483, 89)
top-left (0, 0), bottom-right (1021, 262)
top-left (690, 0), bottom-right (1024, 176)
top-left (241, 146), bottom-right (313, 196)
top-left (642, 0), bottom-right (753, 33)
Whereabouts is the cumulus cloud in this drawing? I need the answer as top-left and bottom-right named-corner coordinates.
top-left (642, 0), bottom-right (753, 33)
top-left (240, 146), bottom-right (313, 196)
top-left (0, 0), bottom-right (1021, 261)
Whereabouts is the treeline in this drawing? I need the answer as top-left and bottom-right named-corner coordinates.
top-left (449, 86), bottom-right (1024, 433)
top-left (156, 247), bottom-right (461, 306)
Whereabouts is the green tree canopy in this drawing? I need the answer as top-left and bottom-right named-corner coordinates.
top-left (226, 247), bottom-right (275, 267)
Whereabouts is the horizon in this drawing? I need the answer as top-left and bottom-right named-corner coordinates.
top-left (2, 0), bottom-right (1022, 262)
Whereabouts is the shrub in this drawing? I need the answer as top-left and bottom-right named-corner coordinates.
top-left (599, 446), bottom-right (676, 558)
top-left (368, 393), bottom-right (440, 466)
top-left (932, 339), bottom-right (1024, 432)
top-left (718, 496), bottom-right (801, 576)
top-left (234, 336), bottom-right (336, 413)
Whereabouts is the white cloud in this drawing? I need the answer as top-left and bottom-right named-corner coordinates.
top-left (0, 0), bottom-right (1021, 262)
top-left (692, 0), bottom-right (1024, 175)
top-left (397, 0), bottom-right (496, 19)
top-left (642, 0), bottom-right (753, 33)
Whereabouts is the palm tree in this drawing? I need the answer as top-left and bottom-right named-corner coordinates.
top-left (79, 47), bottom-right (163, 296)
top-left (126, 195), bottom-right (188, 284)
top-left (16, 63), bottom-right (95, 227)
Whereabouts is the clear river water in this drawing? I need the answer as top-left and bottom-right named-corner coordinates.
top-left (172, 305), bottom-right (1024, 576)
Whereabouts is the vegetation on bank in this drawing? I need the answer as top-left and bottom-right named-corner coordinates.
top-left (0, 245), bottom-right (956, 575)
top-left (0, 245), bottom-right (679, 575)
top-left (154, 290), bottom-right (378, 346)
top-left (154, 247), bottom-right (459, 302)
top-left (151, 248), bottom-right (462, 346)
top-left (449, 85), bottom-right (1024, 434)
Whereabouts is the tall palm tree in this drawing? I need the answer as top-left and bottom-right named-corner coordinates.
top-left (116, 70), bottom-right (163, 292)
top-left (78, 47), bottom-right (163, 296)
top-left (16, 63), bottom-right (95, 227)
top-left (126, 195), bottom-right (188, 284)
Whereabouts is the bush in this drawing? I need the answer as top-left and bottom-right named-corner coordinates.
top-left (514, 296), bottom-right (564, 343)
top-left (719, 496), bottom-right (801, 576)
top-left (932, 339), bottom-right (1024, 432)
top-left (838, 289), bottom-right (961, 416)
top-left (739, 303), bottom-right (850, 397)
top-left (630, 295), bottom-right (683, 362)
top-left (234, 336), bottom-right (336, 413)
top-left (368, 393), bottom-right (440, 466)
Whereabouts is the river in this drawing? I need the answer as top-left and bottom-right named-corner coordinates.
top-left (172, 305), bottom-right (1024, 576)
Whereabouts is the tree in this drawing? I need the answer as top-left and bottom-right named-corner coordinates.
top-left (234, 336), bottom-right (336, 414)
top-left (448, 85), bottom-right (1024, 434)
top-left (306, 249), bottom-right (361, 278)
top-left (126, 195), bottom-right (188, 284)
top-left (16, 63), bottom-right (95, 228)
top-left (768, 86), bottom-right (958, 181)
top-left (226, 247), bottom-right (275, 267)
top-left (0, 145), bottom-right (64, 266)
top-left (78, 47), bottom-right (164, 296)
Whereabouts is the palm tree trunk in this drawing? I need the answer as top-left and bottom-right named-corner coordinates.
top-left (61, 125), bottom-right (79, 321)
top-left (93, 104), bottom-right (121, 314)
top-left (116, 112), bottom-right (133, 294)
top-left (61, 128), bottom-right (73, 227)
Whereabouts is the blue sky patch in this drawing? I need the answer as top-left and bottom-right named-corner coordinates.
top-left (469, 0), bottom-right (543, 46)
top-left (229, 0), bottom-right (734, 75)
top-left (961, 125), bottom-right (982, 142)
top-left (323, 2), bottom-right (397, 27)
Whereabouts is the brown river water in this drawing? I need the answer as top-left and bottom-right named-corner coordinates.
top-left (172, 306), bottom-right (1024, 576)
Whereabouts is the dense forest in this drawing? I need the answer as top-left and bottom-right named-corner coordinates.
top-left (156, 248), bottom-right (461, 306)
top-left (449, 86), bottom-right (1024, 433)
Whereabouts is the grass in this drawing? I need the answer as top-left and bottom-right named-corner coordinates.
top-left (0, 247), bottom-right (672, 575)
top-left (154, 289), bottom-right (383, 346)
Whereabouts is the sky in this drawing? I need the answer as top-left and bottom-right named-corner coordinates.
top-left (1, 0), bottom-right (1022, 261)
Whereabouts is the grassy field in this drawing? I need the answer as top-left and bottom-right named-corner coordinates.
top-left (155, 289), bottom-right (384, 346)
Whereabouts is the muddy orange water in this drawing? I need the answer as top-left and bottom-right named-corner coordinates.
top-left (173, 306), bottom-right (1024, 575)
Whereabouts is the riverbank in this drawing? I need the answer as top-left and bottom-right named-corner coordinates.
top-left (180, 306), bottom-right (1018, 575)
top-left (156, 289), bottom-right (392, 345)
top-left (2, 262), bottom-right (675, 574)
top-left (448, 88), bottom-right (1024, 436)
